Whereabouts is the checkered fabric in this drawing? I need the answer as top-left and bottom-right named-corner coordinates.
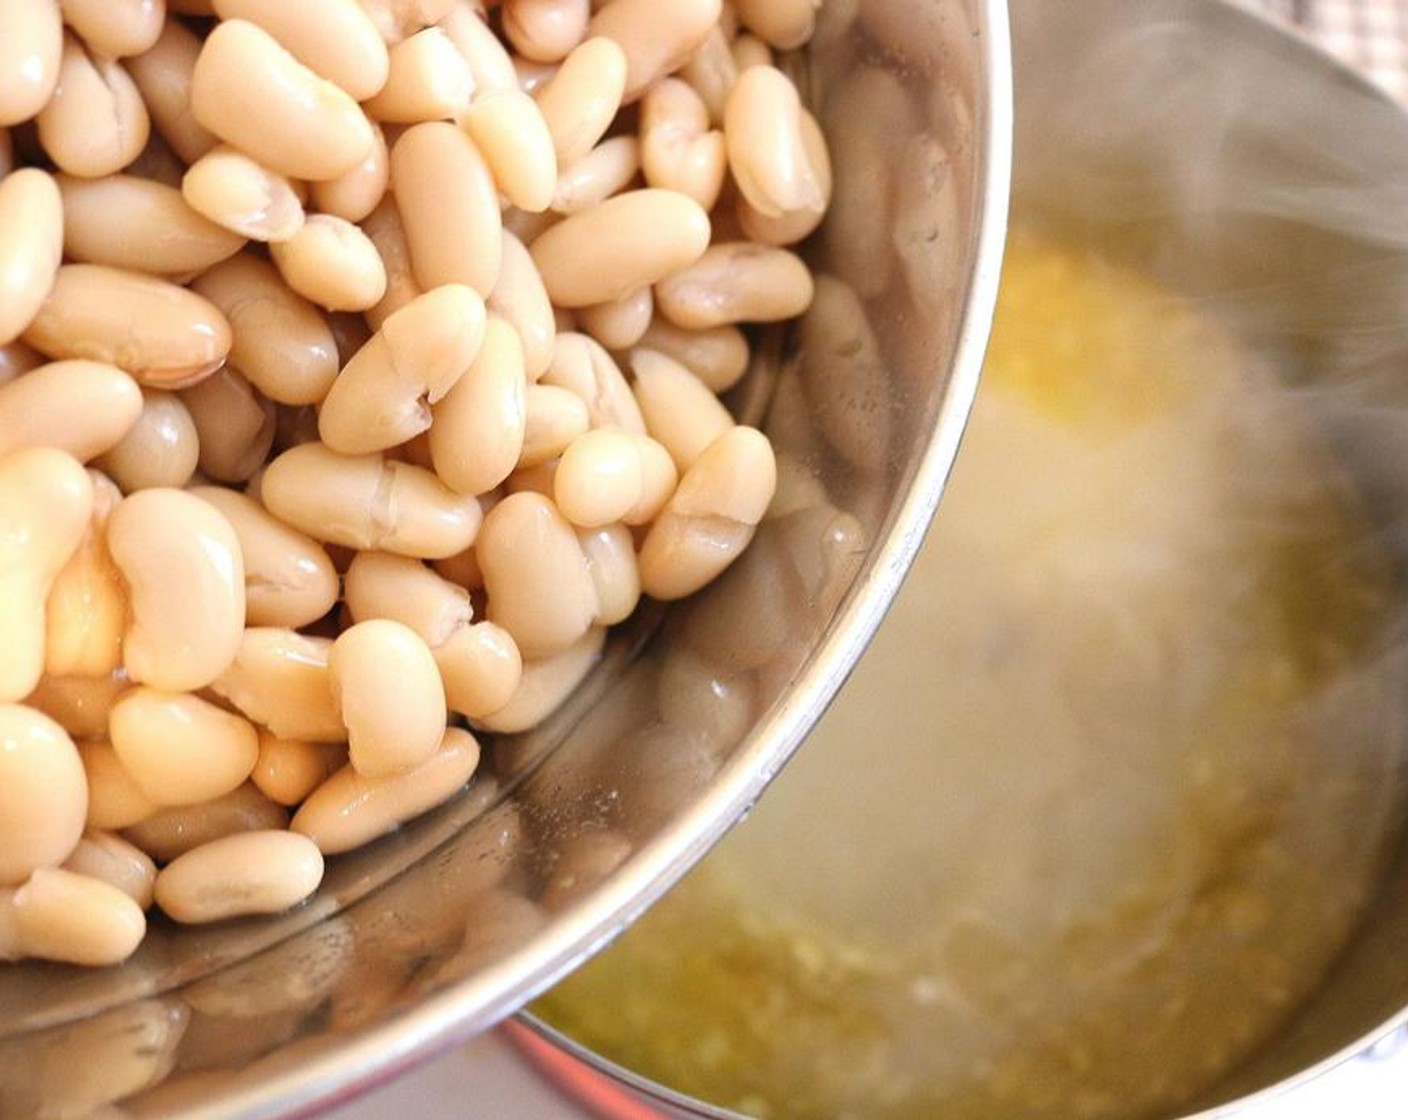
top-left (1253, 0), bottom-right (1408, 99)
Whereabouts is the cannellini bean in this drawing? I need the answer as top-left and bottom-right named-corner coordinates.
top-left (478, 491), bottom-right (597, 658)
top-left (436, 621), bottom-right (521, 719)
top-left (110, 688), bottom-right (259, 807)
top-left (59, 173), bottom-right (246, 275)
top-left (678, 24), bottom-right (736, 125)
top-left (37, 34), bottom-right (150, 178)
top-left (122, 782), bottom-right (287, 863)
top-left (533, 36), bottom-right (626, 165)
top-left (630, 347), bottom-right (734, 470)
top-left (190, 252), bottom-right (339, 407)
top-left (391, 123), bottom-right (502, 297)
top-left (0, 0), bottom-right (62, 126)
top-left (0, 449), bottom-right (93, 702)
top-left (363, 27), bottom-right (472, 122)
top-left (360, 194), bottom-right (424, 331)
top-left (9, 868), bottom-right (146, 966)
top-left (732, 0), bottom-right (818, 49)
top-left (487, 230), bottom-right (556, 380)
top-left (472, 624), bottom-right (603, 733)
top-left (344, 551), bottom-right (472, 646)
top-left (291, 726), bottom-right (479, 854)
top-left (311, 120), bottom-right (390, 225)
top-left (462, 90), bottom-right (558, 213)
top-left (0, 705), bottom-right (87, 886)
top-left (97, 389), bottom-right (200, 492)
top-left (191, 19), bottom-right (376, 181)
top-left (191, 486), bottom-right (338, 629)
top-left (61, 0), bottom-right (166, 57)
top-left (251, 732), bottom-right (346, 807)
top-left (330, 619), bottom-right (446, 778)
top-left (729, 31), bottom-right (772, 72)
top-left (320, 284), bottom-right (485, 454)
top-left (209, 628), bottom-right (344, 743)
top-left (0, 170), bottom-right (63, 348)
top-left (0, 361), bottom-right (142, 463)
top-left (541, 331), bottom-right (646, 432)
top-left (589, 0), bottom-right (721, 101)
top-left (212, 0), bottom-right (390, 101)
top-left (28, 670), bottom-right (130, 741)
top-left (555, 429), bottom-right (677, 528)
top-left (25, 264), bottom-right (232, 389)
top-left (577, 286), bottom-right (653, 351)
top-left (181, 145), bottom-right (306, 243)
top-left (155, 830), bottom-right (324, 924)
top-left (81, 739), bottom-right (156, 831)
top-left (503, 0), bottom-right (589, 62)
top-left (655, 241), bottom-right (814, 329)
top-left (552, 135), bottom-right (640, 215)
top-left (269, 215), bottom-right (388, 313)
top-left (262, 443), bottom-right (483, 559)
top-left (530, 188), bottom-right (710, 308)
top-left (61, 831), bottom-right (157, 909)
top-left (736, 108), bottom-right (831, 246)
top-left (181, 366), bottom-right (276, 483)
top-left (636, 316), bottom-right (750, 393)
top-left (44, 470), bottom-right (125, 678)
top-left (520, 383), bottom-right (590, 468)
top-left (577, 523), bottom-right (641, 625)
top-left (429, 315), bottom-right (526, 496)
top-left (439, 1), bottom-right (518, 96)
top-left (641, 78), bottom-right (726, 211)
top-left (108, 487), bottom-right (245, 691)
top-left (126, 20), bottom-right (218, 165)
top-left (639, 425), bottom-right (776, 600)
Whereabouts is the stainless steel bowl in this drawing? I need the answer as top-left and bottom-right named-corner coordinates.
top-left (513, 1), bottom-right (1408, 1117)
top-left (0, 4), bottom-right (1011, 1117)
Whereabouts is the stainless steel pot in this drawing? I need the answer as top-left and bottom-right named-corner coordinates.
top-left (0, 4), bottom-right (1011, 1117)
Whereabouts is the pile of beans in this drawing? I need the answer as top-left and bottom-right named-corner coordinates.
top-left (0, 0), bottom-right (830, 967)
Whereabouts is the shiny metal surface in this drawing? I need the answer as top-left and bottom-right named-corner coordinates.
top-left (513, 2), bottom-right (1408, 1118)
top-left (0, 4), bottom-right (1012, 1117)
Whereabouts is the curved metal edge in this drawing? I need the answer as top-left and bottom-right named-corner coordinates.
top-left (185, 6), bottom-right (1016, 1116)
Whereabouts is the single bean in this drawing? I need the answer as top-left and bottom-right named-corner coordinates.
top-left (311, 120), bottom-right (389, 224)
top-left (155, 830), bottom-right (323, 924)
top-left (359, 194), bottom-right (423, 331)
top-left (677, 24), bottom-right (736, 126)
top-left (191, 19), bottom-right (376, 181)
top-left (638, 425), bottom-right (777, 600)
top-left (554, 429), bottom-right (676, 529)
top-left (212, 0), bottom-right (390, 101)
top-left (577, 286), bottom-right (653, 351)
top-left (0, 448), bottom-right (93, 702)
top-left (503, 0), bottom-right (589, 63)
top-left (110, 687), bottom-right (259, 807)
top-left (654, 241), bottom-right (814, 329)
top-left (429, 315), bottom-right (526, 495)
top-left (191, 486), bottom-right (338, 629)
top-left (190, 252), bottom-right (339, 407)
top-left (209, 628), bottom-right (344, 743)
top-left (630, 347), bottom-right (734, 470)
top-left (478, 491), bottom-right (597, 658)
top-left (736, 107), bottom-right (830, 246)
top-left (641, 77), bottom-right (726, 210)
top-left (577, 522), bottom-right (641, 625)
top-left (262, 443), bottom-right (483, 558)
top-left (44, 470), bottom-right (126, 677)
top-left (251, 731), bottom-right (346, 807)
top-left (108, 487), bottom-right (245, 691)
top-left (552, 135), bottom-right (639, 215)
top-left (37, 34), bottom-right (150, 178)
top-left (270, 214), bottom-right (388, 313)
top-left (291, 726), bottom-right (479, 854)
top-left (733, 0), bottom-right (817, 48)
top-left (462, 90), bottom-right (558, 214)
top-left (59, 173), bottom-right (246, 275)
top-left (25, 264), bottom-right (232, 389)
top-left (0, 0), bottom-right (62, 127)
top-left (320, 283), bottom-right (485, 454)
top-left (533, 36), bottom-right (626, 165)
top-left (344, 551), bottom-right (472, 646)
top-left (729, 32), bottom-right (772, 72)
top-left (181, 145), bottom-right (306, 243)
top-left (0, 705), bottom-right (87, 886)
top-left (891, 132), bottom-right (961, 306)
top-left (541, 331), bottom-right (646, 432)
top-left (61, 0), bottom-right (165, 57)
top-left (472, 624), bottom-right (603, 733)
top-left (96, 389), bottom-right (200, 492)
top-left (487, 229), bottom-right (556, 380)
top-left (0, 169), bottom-right (63, 347)
top-left (531, 188), bottom-right (709, 308)
top-left (636, 316), bottom-right (750, 392)
top-left (391, 122), bottom-right (502, 296)
top-left (539, 827), bottom-right (633, 910)
top-left (363, 27), bottom-right (472, 123)
top-left (126, 20), bottom-right (218, 165)
top-left (62, 831), bottom-right (157, 909)
top-left (27, 669), bottom-right (130, 741)
top-left (122, 782), bottom-right (287, 863)
top-left (330, 619), bottom-right (446, 777)
top-left (520, 383), bottom-right (590, 468)
top-left (0, 360), bottom-right (142, 463)
top-left (10, 868), bottom-right (145, 966)
top-left (81, 739), bottom-right (156, 831)
top-left (436, 621), bottom-right (521, 719)
top-left (588, 0), bottom-right (721, 101)
top-left (657, 646), bottom-right (756, 750)
top-left (181, 366), bottom-right (276, 483)
top-left (439, 1), bottom-right (518, 96)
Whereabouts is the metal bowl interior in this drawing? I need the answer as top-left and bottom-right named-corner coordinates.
top-left (0, 4), bottom-right (1012, 1118)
